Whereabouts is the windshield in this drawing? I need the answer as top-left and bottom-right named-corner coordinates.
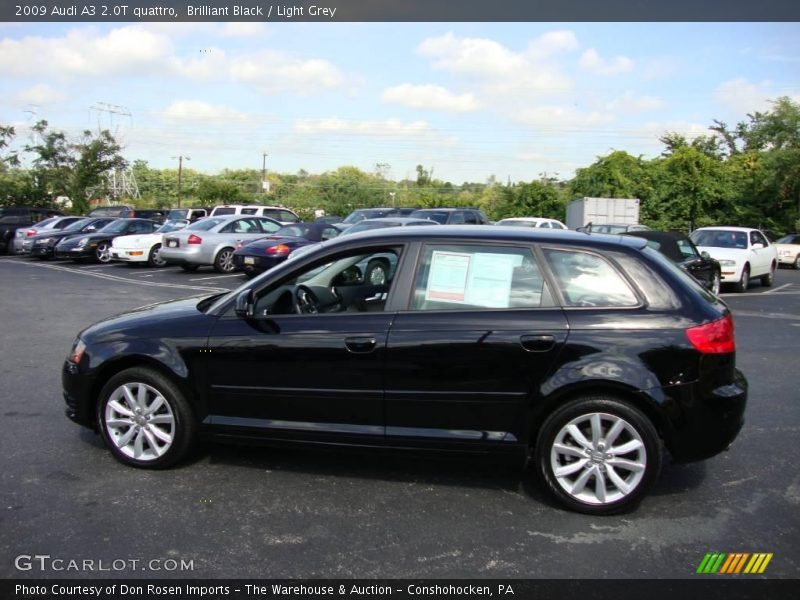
top-left (277, 224), bottom-right (312, 238)
top-left (63, 218), bottom-right (93, 231)
top-left (498, 219), bottom-right (536, 227)
top-left (188, 218), bottom-right (226, 231)
top-left (691, 229), bottom-right (748, 249)
top-left (410, 210), bottom-right (447, 224)
top-left (98, 219), bottom-right (131, 233)
top-left (346, 221), bottom-right (401, 234)
top-left (157, 220), bottom-right (189, 233)
top-left (776, 234), bottom-right (800, 244)
top-left (342, 211), bottom-right (369, 224)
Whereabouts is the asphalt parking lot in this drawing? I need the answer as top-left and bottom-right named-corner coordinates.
top-left (0, 255), bottom-right (798, 579)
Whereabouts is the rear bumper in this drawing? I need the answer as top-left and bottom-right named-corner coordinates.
top-left (665, 369), bottom-right (747, 463)
top-left (160, 247), bottom-right (207, 266)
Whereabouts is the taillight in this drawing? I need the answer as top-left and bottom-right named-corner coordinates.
top-left (187, 234), bottom-right (202, 244)
top-left (686, 314), bottom-right (735, 354)
top-left (266, 244), bottom-right (291, 256)
top-left (26, 229), bottom-right (37, 236)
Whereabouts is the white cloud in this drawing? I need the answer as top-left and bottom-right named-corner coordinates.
top-left (293, 118), bottom-right (432, 138)
top-left (0, 26), bottom-right (172, 78)
top-left (526, 30), bottom-right (579, 58)
top-left (714, 78), bottom-right (774, 114)
top-left (12, 83), bottom-right (67, 106)
top-left (230, 51), bottom-right (345, 94)
top-left (641, 56), bottom-right (679, 81)
top-left (220, 22), bottom-right (267, 37)
top-left (579, 48), bottom-right (634, 76)
top-left (381, 84), bottom-right (479, 112)
top-left (418, 32), bottom-right (528, 77)
top-left (606, 91), bottom-right (665, 113)
top-left (161, 100), bottom-right (248, 122)
top-left (515, 105), bottom-right (615, 128)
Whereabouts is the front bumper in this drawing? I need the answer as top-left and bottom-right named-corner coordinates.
top-left (31, 244), bottom-right (56, 258)
top-left (665, 368), bottom-right (747, 463)
top-left (111, 247), bottom-right (148, 262)
top-left (62, 359), bottom-right (95, 429)
top-left (55, 246), bottom-right (95, 260)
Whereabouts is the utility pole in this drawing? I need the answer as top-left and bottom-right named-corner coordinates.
top-left (172, 155), bottom-right (190, 207)
top-left (261, 152), bottom-right (270, 194)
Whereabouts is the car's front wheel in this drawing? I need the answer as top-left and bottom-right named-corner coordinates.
top-left (535, 396), bottom-right (661, 515)
top-left (97, 367), bottom-right (196, 469)
top-left (794, 255), bottom-right (800, 270)
top-left (95, 242), bottom-right (112, 263)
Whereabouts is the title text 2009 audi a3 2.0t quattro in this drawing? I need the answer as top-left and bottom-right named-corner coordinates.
top-left (63, 227), bottom-right (747, 514)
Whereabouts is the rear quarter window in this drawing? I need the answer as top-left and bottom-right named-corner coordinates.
top-left (542, 248), bottom-right (639, 307)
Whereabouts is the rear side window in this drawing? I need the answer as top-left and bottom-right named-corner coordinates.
top-left (543, 248), bottom-right (639, 307)
top-left (213, 207), bottom-right (237, 216)
top-left (411, 244), bottom-right (552, 311)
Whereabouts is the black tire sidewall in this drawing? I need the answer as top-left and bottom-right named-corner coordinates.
top-left (365, 259), bottom-right (389, 285)
top-left (96, 367), bottom-right (196, 469)
top-left (534, 396), bottom-right (662, 515)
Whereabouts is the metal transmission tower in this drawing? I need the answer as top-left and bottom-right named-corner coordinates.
top-left (88, 102), bottom-right (140, 201)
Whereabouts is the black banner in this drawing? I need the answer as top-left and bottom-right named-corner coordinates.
top-left (5, 579), bottom-right (800, 600)
top-left (2, 0), bottom-right (800, 23)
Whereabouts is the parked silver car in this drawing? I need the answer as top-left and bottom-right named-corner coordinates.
top-left (159, 215), bottom-right (281, 273)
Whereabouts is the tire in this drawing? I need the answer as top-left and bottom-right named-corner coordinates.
top-left (733, 264), bottom-right (749, 293)
top-left (148, 244), bottom-right (167, 268)
top-left (760, 262), bottom-right (776, 287)
top-left (214, 247), bottom-right (236, 273)
top-left (180, 264), bottom-right (199, 272)
top-left (794, 255), bottom-right (800, 270)
top-left (364, 258), bottom-right (389, 285)
top-left (96, 367), bottom-right (196, 469)
top-left (710, 270), bottom-right (721, 296)
top-left (95, 241), bottom-right (112, 263)
top-left (534, 396), bottom-right (661, 515)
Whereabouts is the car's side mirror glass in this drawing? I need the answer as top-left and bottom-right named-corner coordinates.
top-left (234, 289), bottom-right (255, 319)
top-left (752, 243), bottom-right (764, 249)
top-left (86, 226), bottom-right (96, 232)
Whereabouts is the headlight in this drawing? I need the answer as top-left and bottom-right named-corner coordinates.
top-left (76, 237), bottom-right (89, 247)
top-left (718, 259), bottom-right (736, 267)
top-left (68, 339), bottom-right (86, 364)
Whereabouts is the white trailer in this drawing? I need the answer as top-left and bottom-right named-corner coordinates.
top-left (565, 197), bottom-right (641, 230)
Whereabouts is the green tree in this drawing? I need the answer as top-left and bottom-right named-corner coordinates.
top-left (496, 180), bottom-right (564, 220)
top-left (569, 151), bottom-right (651, 200)
top-left (68, 129), bottom-right (127, 214)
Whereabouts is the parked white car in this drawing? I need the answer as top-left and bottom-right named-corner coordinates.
top-left (690, 226), bottom-right (778, 292)
top-left (111, 219), bottom-right (189, 267)
top-left (496, 217), bottom-right (568, 230)
top-left (774, 233), bottom-right (800, 269)
top-left (209, 204), bottom-right (301, 225)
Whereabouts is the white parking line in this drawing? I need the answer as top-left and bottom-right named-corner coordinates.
top-left (189, 273), bottom-right (244, 281)
top-left (764, 283), bottom-right (792, 294)
top-left (721, 290), bottom-right (800, 297)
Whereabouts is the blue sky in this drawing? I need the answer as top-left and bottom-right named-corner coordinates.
top-left (1, 22), bottom-right (799, 183)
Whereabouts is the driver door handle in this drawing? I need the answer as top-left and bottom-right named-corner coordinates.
top-left (520, 334), bottom-right (556, 352)
top-left (345, 337), bottom-right (377, 354)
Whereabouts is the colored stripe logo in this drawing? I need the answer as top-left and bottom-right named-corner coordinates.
top-left (696, 553), bottom-right (773, 574)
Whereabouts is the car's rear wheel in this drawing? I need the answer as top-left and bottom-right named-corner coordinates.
top-left (794, 255), bottom-right (800, 270)
top-left (180, 264), bottom-right (199, 272)
top-left (733, 264), bottom-right (749, 293)
top-left (97, 367), bottom-right (196, 469)
top-left (148, 244), bottom-right (167, 267)
top-left (760, 262), bottom-right (776, 287)
top-left (535, 396), bottom-right (661, 515)
top-left (214, 247), bottom-right (236, 273)
top-left (95, 242), bottom-right (111, 263)
top-left (710, 270), bottom-right (721, 296)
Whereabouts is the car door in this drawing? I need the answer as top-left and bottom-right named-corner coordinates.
top-left (205, 245), bottom-right (406, 444)
top-left (384, 242), bottom-right (569, 449)
top-left (749, 230), bottom-right (772, 275)
top-left (677, 236), bottom-right (714, 288)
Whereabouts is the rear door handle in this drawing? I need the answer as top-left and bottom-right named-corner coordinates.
top-left (345, 337), bottom-right (377, 354)
top-left (520, 334), bottom-right (556, 352)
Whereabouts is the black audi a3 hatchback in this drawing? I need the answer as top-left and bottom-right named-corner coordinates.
top-left (63, 227), bottom-right (747, 514)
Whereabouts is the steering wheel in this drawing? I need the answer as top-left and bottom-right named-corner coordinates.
top-left (294, 285), bottom-right (321, 314)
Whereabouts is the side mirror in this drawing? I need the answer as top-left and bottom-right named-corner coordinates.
top-left (701, 251), bottom-right (710, 259)
top-left (752, 243), bottom-right (764, 249)
top-left (234, 289), bottom-right (255, 319)
top-left (85, 226), bottom-right (96, 232)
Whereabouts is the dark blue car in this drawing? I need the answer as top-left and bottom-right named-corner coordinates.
top-left (233, 222), bottom-right (340, 278)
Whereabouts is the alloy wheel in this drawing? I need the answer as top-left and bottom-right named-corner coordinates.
top-left (96, 243), bottom-right (111, 263)
top-left (549, 412), bottom-right (647, 505)
top-left (104, 382), bottom-right (175, 461)
top-left (216, 250), bottom-right (235, 273)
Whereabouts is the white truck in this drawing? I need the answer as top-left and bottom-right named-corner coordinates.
top-left (565, 197), bottom-right (641, 230)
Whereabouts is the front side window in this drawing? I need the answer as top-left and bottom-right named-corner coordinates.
top-left (253, 247), bottom-right (402, 316)
top-left (543, 248), bottom-right (639, 307)
top-left (411, 245), bottom-right (550, 311)
top-left (751, 231), bottom-right (769, 247)
top-left (676, 238), bottom-right (698, 260)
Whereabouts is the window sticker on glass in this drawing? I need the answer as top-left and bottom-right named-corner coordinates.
top-left (426, 251), bottom-right (471, 302)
